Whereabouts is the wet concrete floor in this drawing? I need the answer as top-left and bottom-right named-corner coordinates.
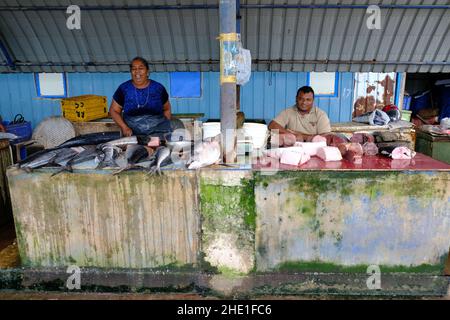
top-left (0, 221), bottom-right (19, 269)
top-left (0, 221), bottom-right (448, 300)
top-left (0, 222), bottom-right (15, 251)
top-left (0, 291), bottom-right (448, 300)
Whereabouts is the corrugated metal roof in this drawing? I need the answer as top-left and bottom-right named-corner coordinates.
top-left (0, 0), bottom-right (449, 73)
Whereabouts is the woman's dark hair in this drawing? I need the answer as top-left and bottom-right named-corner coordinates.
top-left (297, 86), bottom-right (315, 98)
top-left (130, 56), bottom-right (149, 70)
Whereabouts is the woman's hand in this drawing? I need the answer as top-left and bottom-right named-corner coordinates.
top-left (121, 126), bottom-right (133, 137)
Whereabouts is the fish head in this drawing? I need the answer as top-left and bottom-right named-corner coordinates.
top-left (204, 133), bottom-right (222, 144)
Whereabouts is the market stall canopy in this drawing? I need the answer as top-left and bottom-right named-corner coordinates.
top-left (0, 0), bottom-right (449, 73)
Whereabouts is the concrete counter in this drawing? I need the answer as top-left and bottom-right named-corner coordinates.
top-left (5, 160), bottom-right (450, 295)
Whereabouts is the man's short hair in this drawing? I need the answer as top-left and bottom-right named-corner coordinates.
top-left (297, 86), bottom-right (315, 98)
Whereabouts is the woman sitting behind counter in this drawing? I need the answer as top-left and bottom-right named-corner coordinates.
top-left (109, 57), bottom-right (172, 138)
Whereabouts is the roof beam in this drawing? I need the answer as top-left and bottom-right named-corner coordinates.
top-left (0, 4), bottom-right (449, 11)
top-left (3, 59), bottom-right (450, 68)
top-left (0, 38), bottom-right (15, 70)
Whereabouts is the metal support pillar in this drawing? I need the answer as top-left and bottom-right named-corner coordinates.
top-left (219, 0), bottom-right (237, 163)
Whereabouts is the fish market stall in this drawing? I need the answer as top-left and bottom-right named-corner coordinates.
top-left (331, 121), bottom-right (416, 150)
top-left (4, 127), bottom-right (450, 295)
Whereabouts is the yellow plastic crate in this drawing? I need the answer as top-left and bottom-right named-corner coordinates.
top-left (61, 95), bottom-right (108, 122)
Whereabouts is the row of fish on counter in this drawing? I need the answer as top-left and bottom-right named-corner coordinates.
top-left (13, 131), bottom-right (222, 175)
top-left (262, 132), bottom-right (416, 166)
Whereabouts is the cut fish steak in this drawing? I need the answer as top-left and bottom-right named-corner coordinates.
top-left (317, 146), bottom-right (343, 162)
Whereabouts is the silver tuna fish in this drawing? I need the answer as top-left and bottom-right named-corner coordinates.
top-left (187, 137), bottom-right (221, 169)
top-left (96, 144), bottom-right (123, 169)
top-left (148, 146), bottom-right (171, 175)
top-left (99, 135), bottom-right (138, 148)
top-left (20, 148), bottom-right (64, 170)
top-left (51, 145), bottom-right (100, 176)
top-left (113, 144), bottom-right (150, 175)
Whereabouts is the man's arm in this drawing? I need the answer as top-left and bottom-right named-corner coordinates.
top-left (269, 121), bottom-right (313, 142)
top-left (286, 129), bottom-right (314, 142)
top-left (268, 120), bottom-right (289, 134)
top-left (109, 100), bottom-right (133, 137)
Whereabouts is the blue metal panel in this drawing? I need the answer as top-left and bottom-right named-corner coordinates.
top-left (241, 72), bottom-right (353, 123)
top-left (170, 72), bottom-right (201, 98)
top-left (0, 73), bottom-right (60, 128)
top-left (394, 73), bottom-right (402, 106)
top-left (0, 71), bottom-right (355, 130)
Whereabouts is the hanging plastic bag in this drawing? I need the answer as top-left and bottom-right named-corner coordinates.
top-left (236, 48), bottom-right (252, 85)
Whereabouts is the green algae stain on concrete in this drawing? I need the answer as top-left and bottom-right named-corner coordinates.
top-left (274, 260), bottom-right (445, 274)
top-left (200, 178), bottom-right (256, 236)
top-left (240, 178), bottom-right (257, 230)
top-left (255, 170), bottom-right (447, 201)
top-left (217, 266), bottom-right (247, 278)
top-left (200, 176), bottom-right (256, 274)
top-left (8, 169), bottom-right (200, 269)
top-left (278, 171), bottom-right (448, 214)
top-left (254, 170), bottom-right (450, 272)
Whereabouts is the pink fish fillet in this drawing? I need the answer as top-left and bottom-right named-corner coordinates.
top-left (280, 148), bottom-right (311, 166)
top-left (312, 135), bottom-right (327, 143)
top-left (362, 142), bottom-right (378, 156)
top-left (391, 147), bottom-right (416, 160)
top-left (281, 133), bottom-right (297, 147)
top-left (294, 141), bottom-right (327, 156)
top-left (323, 133), bottom-right (350, 147)
top-left (350, 133), bottom-right (375, 144)
top-left (263, 147), bottom-right (304, 159)
top-left (337, 143), bottom-right (363, 163)
top-left (147, 137), bottom-right (160, 147)
top-left (271, 133), bottom-right (297, 147)
top-left (317, 146), bottom-right (343, 162)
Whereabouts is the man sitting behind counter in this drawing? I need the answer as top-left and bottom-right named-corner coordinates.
top-left (268, 86), bottom-right (331, 142)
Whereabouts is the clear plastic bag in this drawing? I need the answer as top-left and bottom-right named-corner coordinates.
top-left (236, 48), bottom-right (251, 85)
top-left (353, 109), bottom-right (390, 126)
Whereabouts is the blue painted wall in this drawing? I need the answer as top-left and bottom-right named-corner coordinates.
top-left (0, 72), bottom-right (354, 129)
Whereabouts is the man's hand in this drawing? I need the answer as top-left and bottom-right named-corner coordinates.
top-left (287, 129), bottom-right (305, 142)
top-left (0, 123), bottom-right (5, 133)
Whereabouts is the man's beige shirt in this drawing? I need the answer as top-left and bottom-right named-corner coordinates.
top-left (273, 105), bottom-right (331, 135)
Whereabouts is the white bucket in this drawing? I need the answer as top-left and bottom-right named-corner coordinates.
top-left (243, 123), bottom-right (268, 149)
top-left (202, 122), bottom-right (221, 140)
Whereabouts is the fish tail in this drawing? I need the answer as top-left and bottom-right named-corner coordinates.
top-left (50, 169), bottom-right (63, 177)
top-left (23, 167), bottom-right (33, 173)
top-left (50, 165), bottom-right (72, 177)
top-left (96, 162), bottom-right (105, 169)
top-left (112, 165), bottom-right (132, 175)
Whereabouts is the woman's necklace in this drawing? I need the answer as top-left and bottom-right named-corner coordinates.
top-left (135, 84), bottom-right (150, 108)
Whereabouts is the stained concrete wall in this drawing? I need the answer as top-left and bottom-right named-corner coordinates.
top-left (199, 170), bottom-right (255, 274)
top-left (6, 168), bottom-right (450, 277)
top-left (7, 169), bottom-right (200, 268)
top-left (255, 171), bottom-right (450, 272)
